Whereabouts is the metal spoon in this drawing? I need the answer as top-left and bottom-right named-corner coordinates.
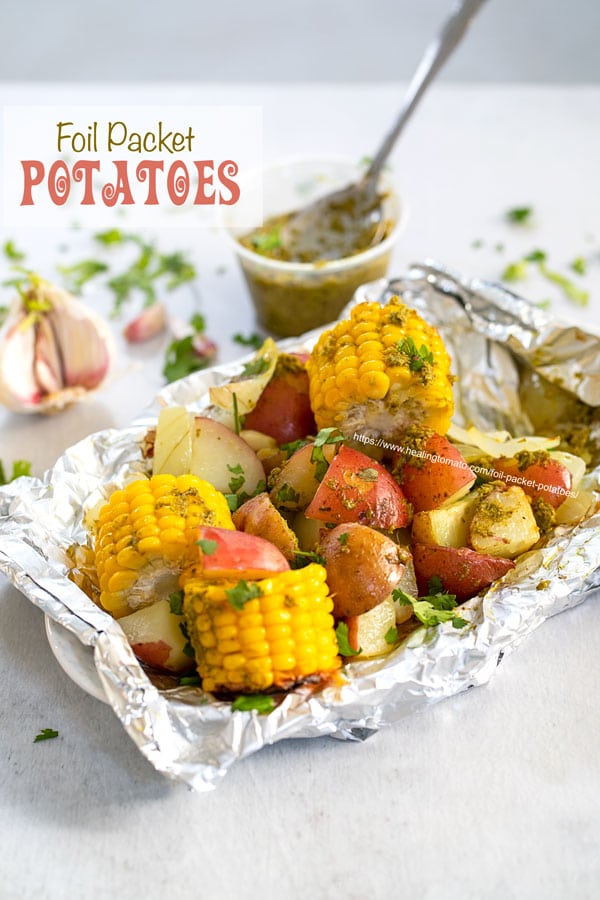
top-left (280, 0), bottom-right (488, 262)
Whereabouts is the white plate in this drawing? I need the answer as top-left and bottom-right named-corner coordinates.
top-left (44, 616), bottom-right (108, 704)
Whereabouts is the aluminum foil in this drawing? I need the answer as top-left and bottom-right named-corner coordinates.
top-left (1, 260), bottom-right (599, 792)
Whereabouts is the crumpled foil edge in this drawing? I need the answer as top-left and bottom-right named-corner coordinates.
top-left (1, 260), bottom-right (599, 792)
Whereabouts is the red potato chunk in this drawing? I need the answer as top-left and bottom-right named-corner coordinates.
top-left (269, 441), bottom-right (338, 510)
top-left (412, 542), bottom-right (515, 602)
top-left (243, 366), bottom-right (316, 445)
top-left (232, 493), bottom-right (299, 560)
top-left (196, 525), bottom-right (290, 579)
top-left (305, 445), bottom-right (411, 529)
top-left (489, 454), bottom-right (572, 509)
top-left (394, 432), bottom-right (476, 513)
top-left (319, 523), bottom-right (406, 618)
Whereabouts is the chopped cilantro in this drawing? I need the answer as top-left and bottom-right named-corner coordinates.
top-left (162, 334), bottom-right (213, 383)
top-left (571, 256), bottom-right (586, 275)
top-left (169, 591), bottom-right (184, 615)
top-left (227, 463), bottom-right (244, 474)
top-left (384, 626), bottom-right (399, 644)
top-left (225, 580), bottom-right (263, 611)
top-left (524, 249), bottom-right (547, 263)
top-left (197, 539), bottom-right (218, 556)
top-left (3, 240), bottom-right (25, 262)
top-left (232, 694), bottom-right (275, 713)
top-left (506, 206), bottom-right (533, 224)
top-left (190, 313), bottom-right (206, 334)
top-left (335, 621), bottom-right (361, 657)
top-left (392, 586), bottom-right (468, 629)
top-left (311, 428), bottom-right (344, 481)
top-left (337, 532), bottom-right (349, 546)
top-left (178, 621), bottom-right (196, 657)
top-left (280, 438), bottom-right (311, 458)
top-left (397, 336), bottom-right (434, 372)
top-left (233, 332), bottom-right (264, 350)
top-left (495, 243), bottom-right (505, 253)
top-left (539, 262), bottom-right (589, 307)
top-left (501, 260), bottom-right (528, 282)
top-left (535, 299), bottom-right (552, 310)
top-left (471, 239), bottom-right (483, 249)
top-left (293, 549), bottom-right (326, 567)
top-left (178, 674), bottom-right (201, 686)
top-left (34, 728), bottom-right (59, 743)
top-left (242, 357), bottom-right (270, 377)
top-left (251, 227), bottom-right (281, 253)
top-left (58, 259), bottom-right (108, 293)
top-left (276, 483), bottom-right (300, 505)
top-left (225, 480), bottom-right (266, 513)
top-left (227, 462), bottom-right (246, 492)
top-left (94, 228), bottom-right (128, 245)
top-left (0, 459), bottom-right (32, 485)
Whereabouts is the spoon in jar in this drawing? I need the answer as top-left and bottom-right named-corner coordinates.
top-left (280, 0), bottom-right (488, 262)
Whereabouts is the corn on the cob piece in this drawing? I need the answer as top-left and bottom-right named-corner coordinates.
top-left (306, 296), bottom-right (454, 440)
top-left (95, 473), bottom-right (234, 617)
top-left (183, 563), bottom-right (340, 693)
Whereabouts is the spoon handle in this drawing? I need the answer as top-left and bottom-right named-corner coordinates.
top-left (366, 0), bottom-right (488, 184)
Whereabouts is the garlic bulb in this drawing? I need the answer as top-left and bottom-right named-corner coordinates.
top-left (0, 275), bottom-right (115, 414)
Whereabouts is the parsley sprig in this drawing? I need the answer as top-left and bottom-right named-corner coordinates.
top-left (393, 578), bottom-right (468, 630)
top-left (397, 336), bottom-right (434, 372)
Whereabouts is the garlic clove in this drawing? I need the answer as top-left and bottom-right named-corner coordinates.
top-left (123, 303), bottom-right (167, 343)
top-left (0, 278), bottom-right (115, 415)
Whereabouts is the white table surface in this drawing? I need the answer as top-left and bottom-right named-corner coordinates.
top-left (0, 83), bottom-right (599, 900)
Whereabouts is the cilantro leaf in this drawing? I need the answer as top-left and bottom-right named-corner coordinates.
top-left (501, 260), bottom-right (528, 282)
top-left (397, 336), bottom-right (434, 372)
top-left (178, 621), bottom-right (195, 657)
top-left (384, 626), bottom-right (399, 645)
top-left (335, 621), bottom-right (362, 657)
top-left (225, 580), bottom-right (263, 611)
top-left (0, 459), bottom-right (32, 485)
top-left (3, 240), bottom-right (25, 262)
top-left (231, 694), bottom-right (275, 714)
top-left (242, 357), bottom-right (270, 377)
top-left (58, 259), bottom-right (109, 293)
top-left (163, 335), bottom-right (212, 383)
top-left (292, 549), bottom-right (326, 568)
top-left (506, 206), bottom-right (533, 224)
top-left (571, 256), bottom-right (586, 275)
top-left (337, 532), bottom-right (349, 546)
top-left (276, 483), bottom-right (300, 505)
top-left (392, 587), bottom-right (468, 630)
top-left (178, 674), bottom-right (201, 686)
top-left (190, 313), bottom-right (206, 334)
top-left (94, 228), bottom-right (128, 245)
top-left (34, 728), bottom-right (59, 743)
top-left (311, 428), bottom-right (344, 481)
top-left (233, 332), bottom-right (264, 350)
top-left (250, 227), bottom-right (281, 253)
top-left (168, 591), bottom-right (184, 615)
top-left (539, 262), bottom-right (589, 307)
top-left (197, 539), bottom-right (218, 556)
top-left (280, 438), bottom-right (310, 458)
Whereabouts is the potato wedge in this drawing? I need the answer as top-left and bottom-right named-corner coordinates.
top-left (469, 485), bottom-right (540, 559)
top-left (319, 523), bottom-right (406, 618)
top-left (345, 596), bottom-right (397, 658)
top-left (233, 493), bottom-right (299, 560)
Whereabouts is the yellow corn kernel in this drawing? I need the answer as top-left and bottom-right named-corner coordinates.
top-left (306, 295), bottom-right (454, 440)
top-left (183, 564), bottom-right (341, 693)
top-left (94, 473), bottom-right (234, 617)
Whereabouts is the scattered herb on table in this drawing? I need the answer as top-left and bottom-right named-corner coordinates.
top-left (570, 256), bottom-right (586, 275)
top-left (233, 332), bottom-right (264, 350)
top-left (34, 728), bottom-right (59, 743)
top-left (506, 206), bottom-right (533, 224)
top-left (162, 314), bottom-right (216, 383)
top-left (0, 459), bottom-right (32, 485)
top-left (3, 240), bottom-right (26, 262)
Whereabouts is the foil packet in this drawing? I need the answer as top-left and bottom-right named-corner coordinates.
top-left (1, 260), bottom-right (599, 792)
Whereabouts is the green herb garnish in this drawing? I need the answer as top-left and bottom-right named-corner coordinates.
top-left (397, 336), bottom-right (434, 372)
top-left (501, 260), bottom-right (528, 282)
top-left (506, 206), bottom-right (533, 224)
top-left (178, 674), bottom-right (202, 686)
top-left (3, 240), bottom-right (25, 262)
top-left (168, 590), bottom-right (184, 615)
top-left (58, 259), bottom-right (109, 293)
top-left (178, 621), bottom-right (196, 657)
top-left (335, 622), bottom-right (361, 657)
top-left (0, 459), bottom-right (32, 485)
top-left (384, 626), bottom-right (399, 644)
top-left (276, 483), bottom-right (300, 505)
top-left (571, 256), bottom-right (586, 275)
top-left (251, 227), bottom-right (281, 253)
top-left (242, 357), bottom-right (270, 377)
top-left (34, 728), bottom-right (59, 743)
top-left (233, 332), bottom-right (264, 350)
top-left (292, 549), bottom-right (326, 568)
top-left (337, 532), bottom-right (349, 546)
top-left (232, 694), bottom-right (275, 714)
top-left (197, 539), bottom-right (218, 556)
top-left (392, 586), bottom-right (468, 629)
top-left (225, 580), bottom-right (263, 611)
top-left (539, 262), bottom-right (589, 306)
top-left (280, 438), bottom-right (310, 458)
top-left (311, 428), bottom-right (344, 481)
